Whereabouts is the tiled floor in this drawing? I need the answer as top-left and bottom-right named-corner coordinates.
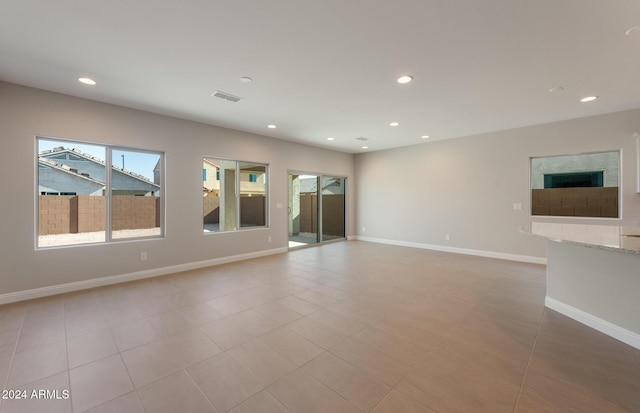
top-left (0, 241), bottom-right (639, 412)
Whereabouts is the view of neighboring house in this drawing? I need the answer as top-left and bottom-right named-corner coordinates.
top-left (39, 147), bottom-right (160, 196)
top-left (299, 176), bottom-right (345, 195)
top-left (202, 158), bottom-right (266, 197)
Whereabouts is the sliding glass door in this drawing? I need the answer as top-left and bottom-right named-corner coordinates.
top-left (321, 176), bottom-right (345, 242)
top-left (288, 173), bottom-right (346, 249)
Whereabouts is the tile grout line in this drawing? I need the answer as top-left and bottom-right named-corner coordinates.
top-left (368, 309), bottom-right (468, 413)
top-left (0, 307), bottom-right (27, 411)
top-left (511, 306), bottom-right (546, 413)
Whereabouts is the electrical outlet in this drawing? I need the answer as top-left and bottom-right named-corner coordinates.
top-left (268, 236), bottom-right (272, 242)
top-left (445, 234), bottom-right (451, 241)
top-left (513, 202), bottom-right (523, 210)
top-left (362, 226), bottom-right (366, 232)
top-left (140, 252), bottom-right (147, 261)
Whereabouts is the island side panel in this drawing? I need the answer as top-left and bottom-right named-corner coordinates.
top-left (546, 240), bottom-right (640, 348)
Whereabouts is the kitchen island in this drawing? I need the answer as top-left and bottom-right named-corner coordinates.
top-left (522, 222), bottom-right (640, 349)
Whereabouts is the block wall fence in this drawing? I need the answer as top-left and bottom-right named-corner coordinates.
top-left (38, 195), bottom-right (160, 235)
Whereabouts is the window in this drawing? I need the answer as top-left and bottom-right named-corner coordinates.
top-left (37, 137), bottom-right (164, 248)
top-left (203, 157), bottom-right (268, 232)
top-left (530, 151), bottom-right (620, 218)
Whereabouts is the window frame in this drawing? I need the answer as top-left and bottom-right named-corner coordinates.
top-left (202, 156), bottom-right (269, 233)
top-left (35, 136), bottom-right (165, 249)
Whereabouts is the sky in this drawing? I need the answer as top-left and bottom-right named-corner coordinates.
top-left (38, 139), bottom-right (160, 181)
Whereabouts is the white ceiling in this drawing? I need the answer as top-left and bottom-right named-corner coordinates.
top-left (2, 0), bottom-right (640, 153)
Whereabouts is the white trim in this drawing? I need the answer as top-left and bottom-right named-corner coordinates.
top-left (0, 247), bottom-right (287, 305)
top-left (355, 236), bottom-right (546, 265)
top-left (546, 297), bottom-right (640, 350)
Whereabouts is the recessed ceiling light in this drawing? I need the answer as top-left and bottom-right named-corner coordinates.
top-left (397, 75), bottom-right (413, 84)
top-left (421, 135), bottom-right (430, 139)
top-left (361, 146), bottom-right (369, 149)
top-left (240, 76), bottom-right (253, 83)
top-left (78, 77), bottom-right (96, 85)
top-left (548, 86), bottom-right (565, 93)
top-left (267, 124), bottom-right (277, 129)
top-left (327, 137), bottom-right (334, 141)
top-left (580, 96), bottom-right (598, 103)
top-left (390, 122), bottom-right (399, 127)
top-left (625, 26), bottom-right (640, 36)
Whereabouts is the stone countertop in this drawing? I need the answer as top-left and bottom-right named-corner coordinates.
top-left (520, 222), bottom-right (640, 255)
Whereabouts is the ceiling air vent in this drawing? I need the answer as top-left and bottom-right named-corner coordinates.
top-left (356, 137), bottom-right (369, 141)
top-left (211, 90), bottom-right (242, 103)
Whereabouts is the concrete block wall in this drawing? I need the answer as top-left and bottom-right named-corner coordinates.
top-left (532, 187), bottom-right (619, 217)
top-left (112, 196), bottom-right (157, 230)
top-left (38, 195), bottom-right (72, 235)
top-left (39, 195), bottom-right (159, 235)
top-left (77, 195), bottom-right (105, 232)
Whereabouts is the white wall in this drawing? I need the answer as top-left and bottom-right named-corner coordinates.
top-left (0, 82), bottom-right (355, 296)
top-left (355, 109), bottom-right (640, 261)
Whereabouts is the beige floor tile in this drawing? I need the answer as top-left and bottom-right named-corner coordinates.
top-left (0, 355), bottom-right (12, 388)
top-left (446, 311), bottom-right (538, 370)
top-left (307, 308), bottom-right (366, 336)
top-left (259, 327), bottom-right (324, 366)
top-left (67, 327), bottom-right (118, 368)
top-left (309, 284), bottom-right (352, 300)
top-left (7, 340), bottom-right (67, 387)
top-left (252, 302), bottom-right (304, 324)
top-left (15, 317), bottom-right (66, 353)
top-left (199, 318), bottom-right (254, 350)
top-left (267, 369), bottom-right (361, 413)
top-left (65, 311), bottom-right (108, 339)
top-left (0, 371), bottom-right (71, 413)
top-left (304, 351), bottom-right (391, 411)
top-left (227, 339), bottom-right (297, 387)
top-left (146, 309), bottom-right (194, 338)
top-left (85, 391), bottom-right (145, 413)
top-left (515, 368), bottom-right (635, 413)
top-left (102, 305), bottom-right (144, 328)
top-left (0, 329), bottom-right (19, 359)
top-left (295, 290), bottom-right (340, 307)
top-left (161, 329), bottom-right (222, 367)
top-left (228, 390), bottom-right (289, 413)
top-left (285, 317), bottom-right (346, 349)
top-left (135, 297), bottom-right (176, 317)
top-left (110, 318), bottom-right (159, 351)
top-left (228, 310), bottom-right (281, 336)
top-left (69, 354), bottom-right (134, 412)
top-left (398, 339), bottom-right (524, 413)
top-left (2, 242), bottom-right (639, 413)
top-left (367, 316), bottom-right (446, 349)
top-left (371, 389), bottom-right (437, 413)
top-left (352, 326), bottom-right (429, 366)
top-left (0, 304), bottom-right (26, 332)
top-left (330, 338), bottom-right (411, 386)
top-left (120, 340), bottom-right (182, 388)
top-left (138, 370), bottom-right (218, 413)
top-left (187, 353), bottom-right (263, 412)
top-left (206, 296), bottom-right (249, 316)
top-left (177, 302), bottom-right (225, 325)
top-left (276, 296), bottom-right (323, 315)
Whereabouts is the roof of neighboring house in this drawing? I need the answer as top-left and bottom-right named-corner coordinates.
top-left (38, 157), bottom-right (105, 186)
top-left (40, 147), bottom-right (160, 189)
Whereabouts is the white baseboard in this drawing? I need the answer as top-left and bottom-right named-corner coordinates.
top-left (545, 297), bottom-right (640, 350)
top-left (0, 247), bottom-right (288, 305)
top-left (355, 236), bottom-right (546, 265)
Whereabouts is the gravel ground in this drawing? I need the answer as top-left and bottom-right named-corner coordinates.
top-left (38, 228), bottom-right (161, 247)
